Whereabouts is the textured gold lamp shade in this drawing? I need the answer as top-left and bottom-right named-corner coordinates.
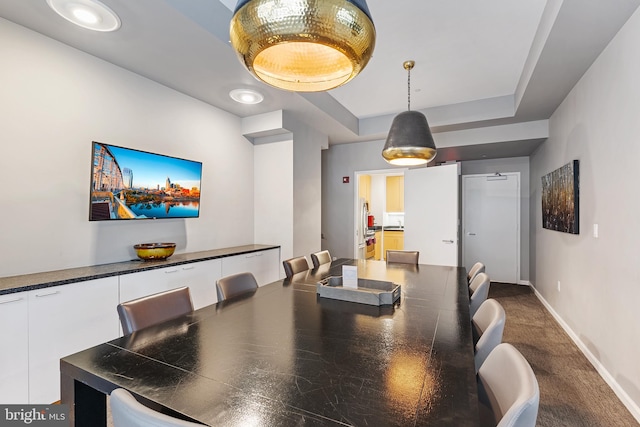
top-left (230, 0), bottom-right (376, 92)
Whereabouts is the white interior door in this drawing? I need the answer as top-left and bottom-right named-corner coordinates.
top-left (462, 173), bottom-right (519, 283)
top-left (404, 163), bottom-right (459, 266)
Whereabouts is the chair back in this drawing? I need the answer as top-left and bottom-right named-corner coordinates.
top-left (310, 250), bottom-right (332, 268)
top-left (117, 287), bottom-right (193, 335)
top-left (216, 272), bottom-right (258, 301)
top-left (110, 388), bottom-right (202, 427)
top-left (473, 299), bottom-right (506, 372)
top-left (386, 250), bottom-right (419, 264)
top-left (468, 261), bottom-right (486, 283)
top-left (477, 343), bottom-right (539, 427)
top-left (283, 256), bottom-right (310, 278)
top-left (469, 272), bottom-right (490, 318)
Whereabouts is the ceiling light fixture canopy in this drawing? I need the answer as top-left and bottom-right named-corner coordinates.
top-left (229, 88), bottom-right (264, 104)
top-left (382, 60), bottom-right (437, 166)
top-left (46, 0), bottom-right (121, 32)
top-left (229, 0), bottom-right (376, 92)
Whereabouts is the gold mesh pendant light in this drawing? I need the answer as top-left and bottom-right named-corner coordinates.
top-left (382, 60), bottom-right (437, 166)
top-left (230, 0), bottom-right (375, 92)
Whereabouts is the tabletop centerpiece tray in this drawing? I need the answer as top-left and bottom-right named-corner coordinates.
top-left (316, 276), bottom-right (401, 306)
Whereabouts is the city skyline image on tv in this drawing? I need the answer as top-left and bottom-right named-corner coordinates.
top-left (90, 141), bottom-right (203, 220)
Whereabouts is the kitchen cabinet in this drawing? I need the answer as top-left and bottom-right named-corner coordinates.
top-left (221, 248), bottom-right (280, 286)
top-left (0, 293), bottom-right (29, 403)
top-left (359, 174), bottom-right (371, 205)
top-left (382, 230), bottom-right (404, 259)
top-left (374, 231), bottom-right (382, 260)
top-left (119, 259), bottom-right (221, 311)
top-left (28, 277), bottom-right (119, 403)
top-left (386, 175), bottom-right (404, 212)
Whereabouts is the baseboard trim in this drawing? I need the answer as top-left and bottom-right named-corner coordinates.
top-left (531, 285), bottom-right (640, 423)
top-left (518, 280), bottom-right (532, 286)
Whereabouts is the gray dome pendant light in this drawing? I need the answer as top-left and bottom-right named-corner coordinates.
top-left (382, 60), bottom-right (437, 166)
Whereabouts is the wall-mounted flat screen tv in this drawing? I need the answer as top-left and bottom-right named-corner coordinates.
top-left (90, 141), bottom-right (203, 221)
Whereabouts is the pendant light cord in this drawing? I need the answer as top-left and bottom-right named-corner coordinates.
top-left (403, 60), bottom-right (415, 111)
top-left (407, 66), bottom-right (411, 111)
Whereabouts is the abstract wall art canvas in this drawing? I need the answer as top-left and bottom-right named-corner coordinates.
top-left (541, 160), bottom-right (579, 234)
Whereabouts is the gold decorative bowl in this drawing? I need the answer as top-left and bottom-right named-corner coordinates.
top-left (133, 243), bottom-right (176, 261)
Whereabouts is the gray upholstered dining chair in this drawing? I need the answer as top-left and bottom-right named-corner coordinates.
top-left (110, 388), bottom-right (202, 427)
top-left (386, 250), bottom-right (419, 264)
top-left (282, 256), bottom-right (310, 278)
top-left (310, 250), bottom-right (332, 268)
top-left (469, 272), bottom-right (490, 318)
top-left (216, 272), bottom-right (258, 301)
top-left (468, 261), bottom-right (486, 283)
top-left (477, 343), bottom-right (539, 427)
top-left (117, 287), bottom-right (194, 335)
top-left (473, 299), bottom-right (506, 373)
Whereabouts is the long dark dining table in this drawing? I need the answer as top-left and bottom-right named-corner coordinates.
top-left (60, 259), bottom-right (479, 426)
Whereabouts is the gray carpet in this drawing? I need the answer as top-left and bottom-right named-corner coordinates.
top-left (489, 283), bottom-right (639, 427)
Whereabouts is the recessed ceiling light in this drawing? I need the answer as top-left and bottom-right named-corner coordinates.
top-left (46, 0), bottom-right (121, 32)
top-left (229, 89), bottom-right (264, 105)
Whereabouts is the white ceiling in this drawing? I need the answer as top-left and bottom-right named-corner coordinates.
top-left (1, 0), bottom-right (639, 163)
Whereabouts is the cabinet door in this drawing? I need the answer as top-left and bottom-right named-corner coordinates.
top-left (382, 231), bottom-right (405, 259)
top-left (119, 266), bottom-right (186, 303)
top-left (251, 249), bottom-right (280, 286)
top-left (119, 260), bottom-right (222, 311)
top-left (386, 176), bottom-right (405, 212)
top-left (221, 249), bottom-right (280, 286)
top-left (28, 277), bottom-right (119, 403)
top-left (374, 231), bottom-right (381, 260)
top-left (0, 292), bottom-right (29, 403)
top-left (179, 260), bottom-right (221, 310)
top-left (359, 174), bottom-right (371, 205)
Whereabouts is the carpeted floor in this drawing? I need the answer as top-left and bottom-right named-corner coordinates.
top-left (489, 283), bottom-right (639, 427)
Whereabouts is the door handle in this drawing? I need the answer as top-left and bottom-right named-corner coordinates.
top-left (442, 240), bottom-right (454, 244)
top-left (467, 232), bottom-right (476, 236)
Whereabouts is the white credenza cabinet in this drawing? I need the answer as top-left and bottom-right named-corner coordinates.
top-left (221, 248), bottom-right (280, 286)
top-left (119, 259), bottom-right (222, 311)
top-left (0, 292), bottom-right (29, 403)
top-left (27, 277), bottom-right (120, 404)
top-left (0, 245), bottom-right (279, 404)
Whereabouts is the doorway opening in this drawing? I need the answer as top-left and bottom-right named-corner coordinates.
top-left (354, 169), bottom-right (406, 260)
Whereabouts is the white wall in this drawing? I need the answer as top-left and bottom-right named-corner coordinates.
top-left (254, 140), bottom-right (293, 274)
top-left (321, 139), bottom-right (396, 258)
top-left (285, 116), bottom-right (325, 259)
top-left (530, 7), bottom-right (640, 417)
top-left (0, 18), bottom-right (255, 277)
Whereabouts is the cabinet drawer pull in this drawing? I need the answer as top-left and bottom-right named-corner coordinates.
top-left (0, 296), bottom-right (24, 304)
top-left (164, 269), bottom-right (179, 274)
top-left (181, 266), bottom-right (195, 271)
top-left (35, 290), bottom-right (60, 298)
top-left (442, 240), bottom-right (454, 244)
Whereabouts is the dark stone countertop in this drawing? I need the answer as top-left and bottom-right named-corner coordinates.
top-left (370, 226), bottom-right (404, 232)
top-left (0, 244), bottom-right (280, 295)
